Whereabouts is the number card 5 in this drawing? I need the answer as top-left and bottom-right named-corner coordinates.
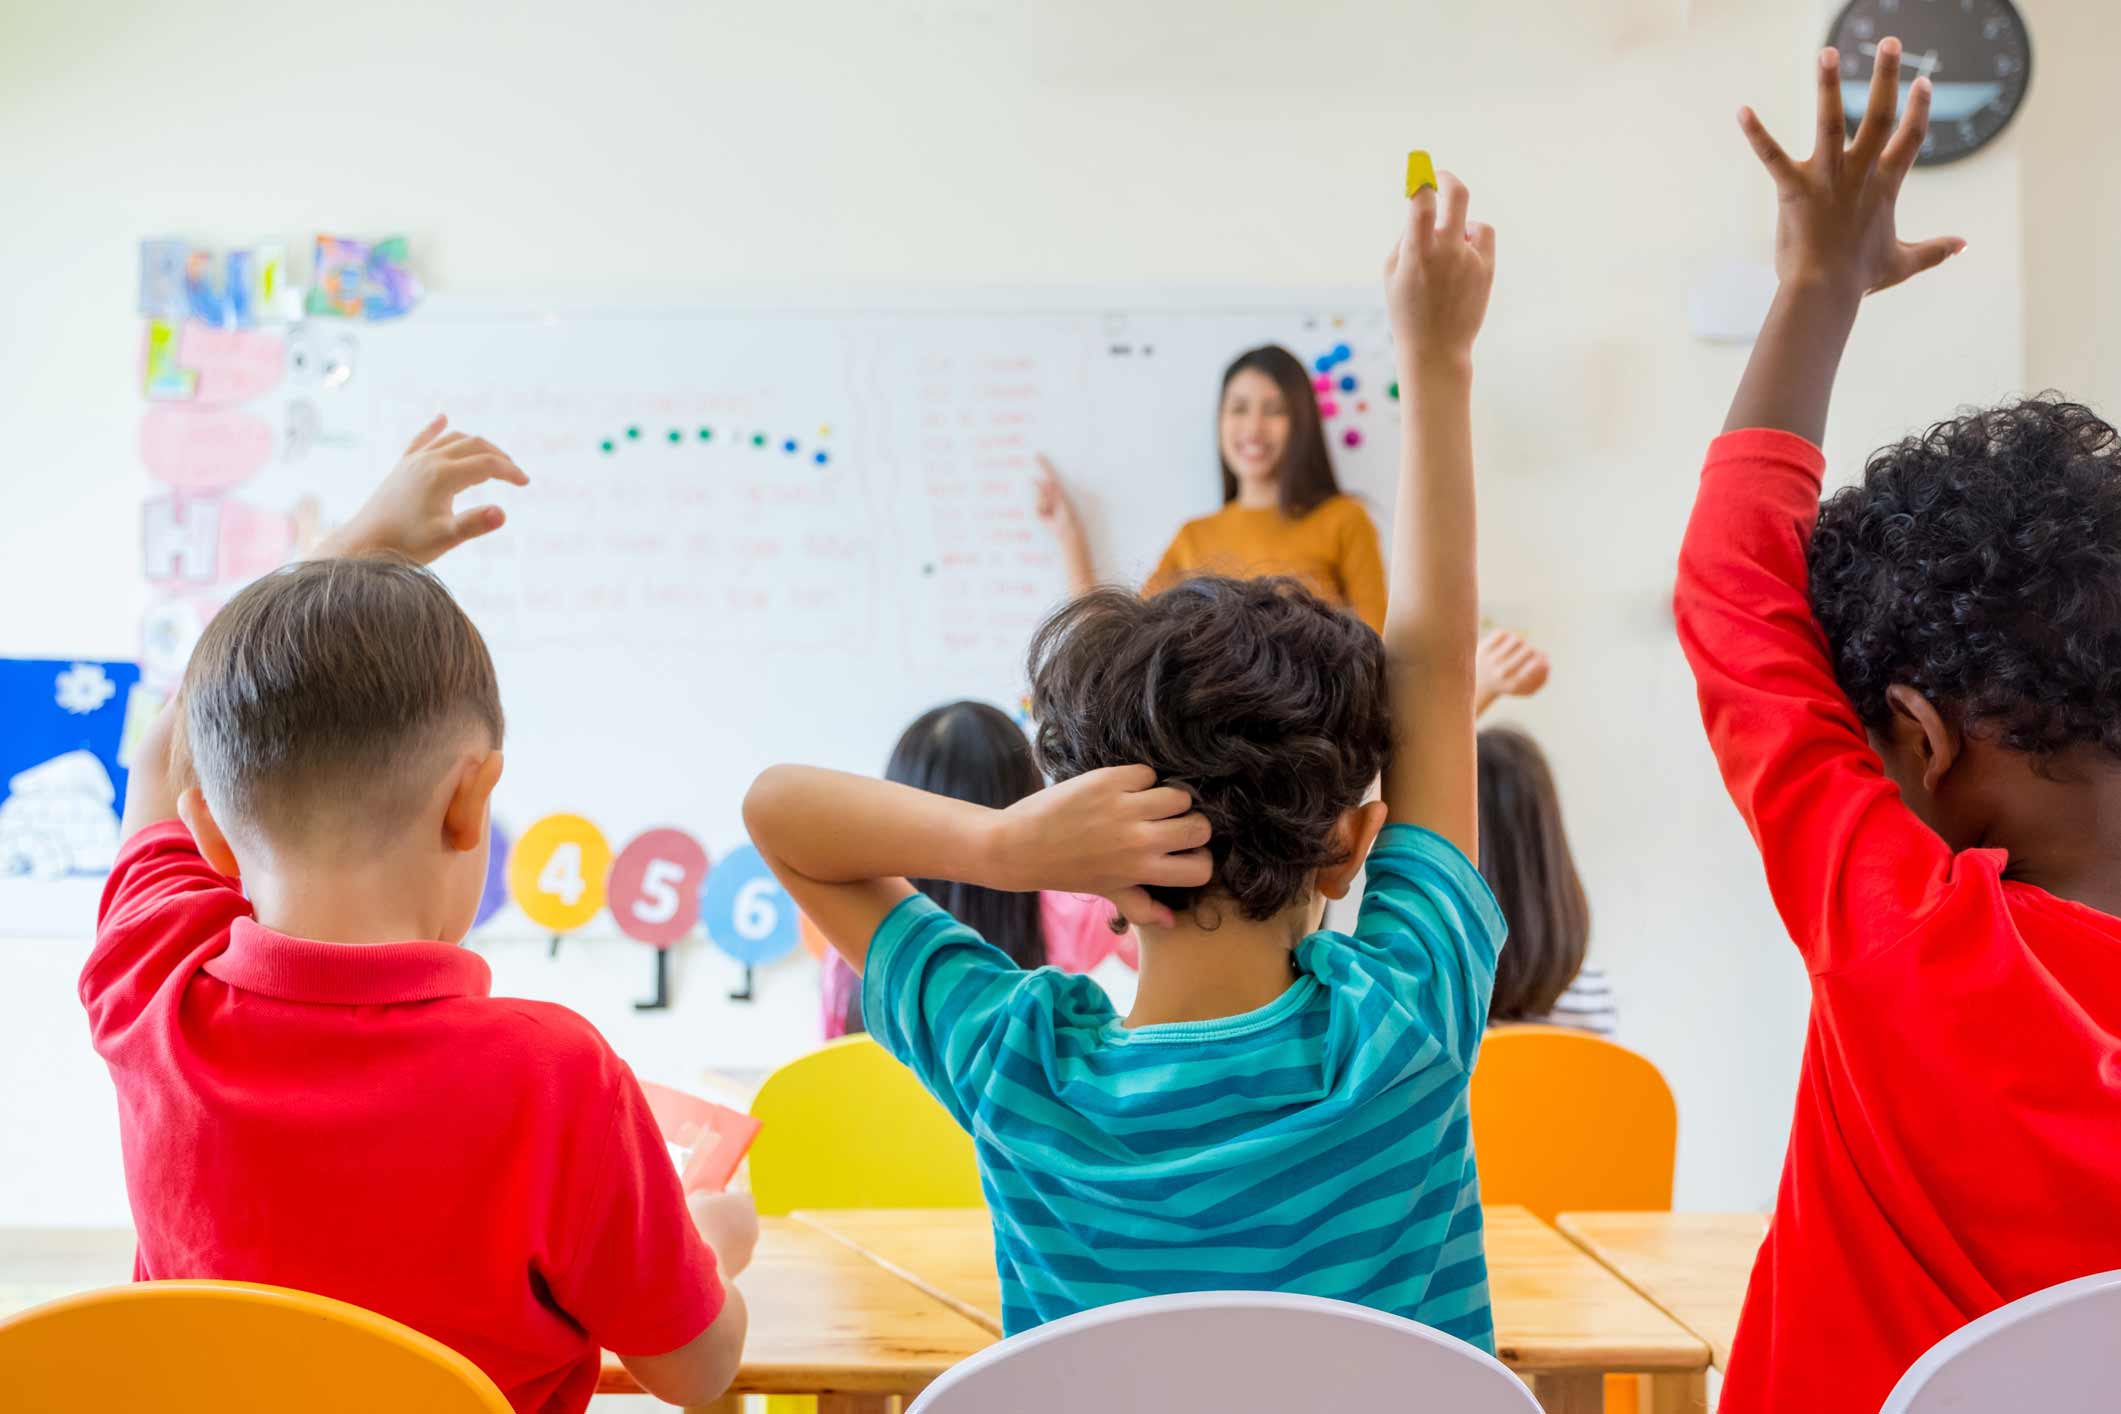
top-left (609, 828), bottom-right (711, 948)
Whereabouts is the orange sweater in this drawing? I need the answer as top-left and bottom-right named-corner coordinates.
top-left (1143, 494), bottom-right (1386, 631)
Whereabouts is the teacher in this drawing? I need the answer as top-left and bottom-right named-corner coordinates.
top-left (1036, 344), bottom-right (1387, 631)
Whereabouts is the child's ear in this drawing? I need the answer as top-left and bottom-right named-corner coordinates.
top-left (175, 786), bottom-right (241, 879)
top-left (1884, 685), bottom-right (1960, 793)
top-left (444, 751), bottom-right (505, 854)
top-left (1317, 799), bottom-right (1391, 901)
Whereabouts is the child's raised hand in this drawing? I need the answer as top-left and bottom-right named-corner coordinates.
top-left (1384, 172), bottom-right (1496, 363)
top-left (1739, 39), bottom-right (1964, 297)
top-left (323, 414), bottom-right (530, 564)
top-left (988, 765), bottom-right (1211, 927)
top-left (1475, 629), bottom-right (1550, 715)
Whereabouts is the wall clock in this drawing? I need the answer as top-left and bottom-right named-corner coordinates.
top-left (1827, 0), bottom-right (2031, 165)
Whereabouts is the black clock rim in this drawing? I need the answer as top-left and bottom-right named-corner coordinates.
top-left (1822, 0), bottom-right (2033, 167)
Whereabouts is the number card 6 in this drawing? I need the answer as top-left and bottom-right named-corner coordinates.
top-left (508, 814), bottom-right (613, 933)
top-left (609, 828), bottom-right (711, 948)
top-left (701, 844), bottom-right (798, 966)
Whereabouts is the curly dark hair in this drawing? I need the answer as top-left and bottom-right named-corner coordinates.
top-left (1027, 576), bottom-right (1390, 923)
top-left (1809, 397), bottom-right (2121, 760)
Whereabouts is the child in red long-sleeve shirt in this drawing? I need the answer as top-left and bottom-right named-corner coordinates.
top-left (1675, 39), bottom-right (2121, 1414)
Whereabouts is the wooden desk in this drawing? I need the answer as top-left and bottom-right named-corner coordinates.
top-left (598, 1218), bottom-right (991, 1411)
top-left (1555, 1212), bottom-right (1767, 1371)
top-left (793, 1206), bottom-right (1711, 1414)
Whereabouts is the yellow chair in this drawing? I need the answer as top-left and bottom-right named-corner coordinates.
top-left (0, 1279), bottom-right (512, 1413)
top-left (1470, 1025), bottom-right (1678, 1414)
top-left (747, 1036), bottom-right (984, 1414)
top-left (747, 1034), bottom-right (983, 1217)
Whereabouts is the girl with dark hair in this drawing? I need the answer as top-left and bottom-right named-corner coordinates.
top-left (819, 700), bottom-right (1138, 1037)
top-left (1035, 344), bottom-right (1388, 630)
top-left (1475, 722), bottom-right (1615, 1036)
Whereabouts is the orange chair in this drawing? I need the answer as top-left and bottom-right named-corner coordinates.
top-left (1469, 1024), bottom-right (1676, 1222)
top-left (0, 1279), bottom-right (512, 1413)
top-left (1470, 1025), bottom-right (1678, 1414)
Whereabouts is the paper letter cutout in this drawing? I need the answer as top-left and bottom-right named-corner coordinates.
top-left (142, 498), bottom-right (222, 583)
top-left (177, 326), bottom-right (287, 405)
top-left (143, 321), bottom-right (198, 401)
top-left (307, 236), bottom-right (369, 318)
top-left (139, 406), bottom-right (275, 493)
top-left (183, 249), bottom-right (229, 327)
top-left (138, 240), bottom-right (188, 319)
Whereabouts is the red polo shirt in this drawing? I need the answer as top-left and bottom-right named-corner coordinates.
top-left (83, 822), bottom-right (724, 1414)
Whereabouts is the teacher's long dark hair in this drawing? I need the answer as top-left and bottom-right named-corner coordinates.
top-left (843, 700), bottom-right (1050, 1034)
top-left (1219, 344), bottom-right (1344, 519)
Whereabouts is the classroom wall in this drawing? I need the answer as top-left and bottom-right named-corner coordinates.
top-left (0, 0), bottom-right (2078, 1226)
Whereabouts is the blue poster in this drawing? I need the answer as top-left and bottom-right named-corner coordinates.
top-left (0, 658), bottom-right (145, 881)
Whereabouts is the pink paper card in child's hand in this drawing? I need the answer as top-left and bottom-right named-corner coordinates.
top-left (640, 1082), bottom-right (717, 1149)
top-left (638, 1081), bottom-right (762, 1194)
top-left (679, 1106), bottom-right (762, 1195)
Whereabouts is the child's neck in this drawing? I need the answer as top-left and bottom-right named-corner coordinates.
top-left (1124, 896), bottom-right (1321, 1028)
top-left (1983, 758), bottom-right (2121, 917)
top-left (242, 848), bottom-right (463, 947)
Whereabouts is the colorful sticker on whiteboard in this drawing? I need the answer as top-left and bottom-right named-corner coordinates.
top-left (507, 813), bottom-right (613, 933)
top-left (608, 827), bottom-right (710, 948)
top-left (700, 844), bottom-right (798, 966)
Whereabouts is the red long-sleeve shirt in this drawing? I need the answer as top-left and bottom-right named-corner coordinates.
top-left (1675, 428), bottom-right (2121, 1414)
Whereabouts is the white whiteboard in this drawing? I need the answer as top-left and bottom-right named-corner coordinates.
top-left (68, 289), bottom-right (1404, 997)
top-left (325, 293), bottom-right (1397, 935)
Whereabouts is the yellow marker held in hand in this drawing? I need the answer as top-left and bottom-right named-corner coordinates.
top-left (1405, 150), bottom-right (1436, 197)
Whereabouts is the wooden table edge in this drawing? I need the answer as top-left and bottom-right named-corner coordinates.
top-left (1552, 1213), bottom-right (1743, 1371)
top-left (790, 1210), bottom-right (1007, 1338)
top-left (597, 1357), bottom-right (959, 1397)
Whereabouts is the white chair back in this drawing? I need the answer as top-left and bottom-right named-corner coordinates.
top-left (908, 1291), bottom-right (1540, 1414)
top-left (1880, 1270), bottom-right (2121, 1413)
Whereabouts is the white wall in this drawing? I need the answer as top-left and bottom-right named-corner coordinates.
top-left (0, 0), bottom-right (2073, 1226)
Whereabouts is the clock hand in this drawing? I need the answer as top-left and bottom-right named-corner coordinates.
top-left (1855, 42), bottom-right (1942, 79)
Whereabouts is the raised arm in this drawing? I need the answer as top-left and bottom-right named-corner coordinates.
top-left (317, 414), bottom-right (530, 563)
top-left (1724, 41), bottom-right (1962, 440)
top-left (1379, 174), bottom-right (1495, 854)
top-left (117, 686), bottom-right (192, 843)
top-left (1033, 455), bottom-right (1099, 597)
top-left (1677, 40), bottom-right (1964, 971)
top-left (1473, 629), bottom-right (1549, 718)
top-left (742, 764), bottom-right (1209, 970)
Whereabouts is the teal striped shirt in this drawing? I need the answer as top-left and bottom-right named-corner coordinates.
top-left (861, 824), bottom-right (1504, 1347)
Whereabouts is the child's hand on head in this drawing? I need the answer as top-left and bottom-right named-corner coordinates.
top-left (988, 765), bottom-right (1211, 928)
top-left (1475, 629), bottom-right (1550, 714)
top-left (324, 414), bottom-right (531, 564)
top-left (1384, 171), bottom-right (1496, 364)
top-left (686, 1189), bottom-right (759, 1279)
top-left (1739, 39), bottom-right (1964, 298)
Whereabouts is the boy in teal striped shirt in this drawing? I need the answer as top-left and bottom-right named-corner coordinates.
top-left (745, 175), bottom-right (1502, 1346)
